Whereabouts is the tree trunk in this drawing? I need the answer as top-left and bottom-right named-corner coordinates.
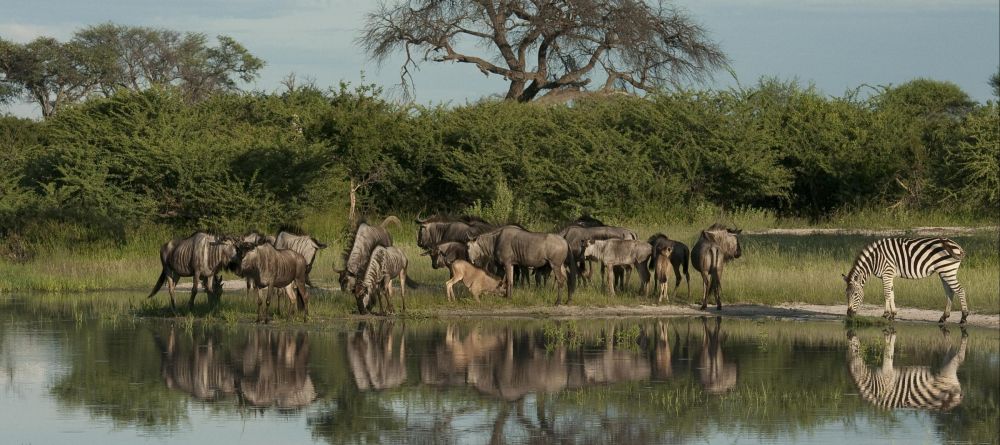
top-left (349, 177), bottom-right (357, 228)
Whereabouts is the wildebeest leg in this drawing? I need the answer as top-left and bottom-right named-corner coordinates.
top-left (551, 261), bottom-right (567, 305)
top-left (399, 270), bottom-right (407, 313)
top-left (504, 264), bottom-right (515, 299)
top-left (446, 273), bottom-right (459, 302)
top-left (297, 278), bottom-right (310, 320)
top-left (253, 286), bottom-right (266, 323)
top-left (699, 269), bottom-right (711, 310)
top-left (637, 261), bottom-right (650, 297)
top-left (283, 285), bottom-right (297, 318)
top-left (188, 275), bottom-right (201, 311)
top-left (711, 266), bottom-right (723, 311)
top-left (605, 263), bottom-right (616, 298)
top-left (265, 287), bottom-right (273, 323)
top-left (166, 272), bottom-right (179, 314)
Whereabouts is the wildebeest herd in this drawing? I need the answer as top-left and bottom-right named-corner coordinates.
top-left (147, 214), bottom-right (972, 325)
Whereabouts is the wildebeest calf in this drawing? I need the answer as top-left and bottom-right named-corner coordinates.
top-left (232, 241), bottom-right (310, 323)
top-left (445, 260), bottom-right (506, 302)
top-left (582, 239), bottom-right (652, 297)
top-left (647, 233), bottom-right (691, 300)
top-left (148, 232), bottom-right (237, 313)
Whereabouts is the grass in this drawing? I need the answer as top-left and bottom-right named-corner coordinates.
top-left (0, 208), bottom-right (997, 319)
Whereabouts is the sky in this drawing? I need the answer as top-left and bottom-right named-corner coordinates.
top-left (1, 0), bottom-right (997, 118)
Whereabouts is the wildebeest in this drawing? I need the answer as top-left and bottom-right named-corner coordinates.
top-left (467, 226), bottom-right (576, 304)
top-left (354, 245), bottom-right (409, 315)
top-left (231, 240), bottom-right (310, 323)
top-left (653, 243), bottom-right (674, 303)
top-left (560, 223), bottom-right (637, 287)
top-left (415, 214), bottom-right (495, 250)
top-left (445, 259), bottom-right (507, 302)
top-left (274, 230), bottom-right (327, 287)
top-left (691, 224), bottom-right (742, 311)
top-left (148, 232), bottom-right (237, 313)
top-left (581, 239), bottom-right (652, 297)
top-left (647, 233), bottom-right (691, 300)
top-left (422, 241), bottom-right (469, 270)
top-left (337, 216), bottom-right (399, 292)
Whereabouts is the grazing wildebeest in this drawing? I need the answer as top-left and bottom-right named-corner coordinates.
top-left (445, 259), bottom-right (507, 302)
top-left (148, 232), bottom-right (237, 313)
top-left (422, 241), bottom-right (469, 270)
top-left (691, 224), bottom-right (742, 311)
top-left (415, 215), bottom-right (495, 250)
top-left (467, 226), bottom-right (576, 304)
top-left (581, 239), bottom-right (653, 297)
top-left (337, 216), bottom-right (399, 292)
top-left (274, 230), bottom-right (327, 287)
top-left (560, 223), bottom-right (637, 287)
top-left (231, 240), bottom-right (310, 323)
top-left (647, 233), bottom-right (691, 300)
top-left (354, 245), bottom-right (409, 315)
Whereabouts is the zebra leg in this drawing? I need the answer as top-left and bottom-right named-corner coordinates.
top-left (939, 272), bottom-right (968, 324)
top-left (880, 275), bottom-right (896, 320)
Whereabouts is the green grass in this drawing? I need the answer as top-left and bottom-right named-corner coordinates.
top-left (0, 209), bottom-right (997, 318)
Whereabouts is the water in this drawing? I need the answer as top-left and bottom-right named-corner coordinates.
top-left (1, 308), bottom-right (996, 444)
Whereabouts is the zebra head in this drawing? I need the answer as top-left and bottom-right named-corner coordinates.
top-left (844, 273), bottom-right (865, 316)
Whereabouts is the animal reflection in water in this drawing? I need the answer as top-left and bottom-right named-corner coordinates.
top-left (417, 323), bottom-right (685, 401)
top-left (347, 321), bottom-right (407, 391)
top-left (699, 316), bottom-right (737, 394)
top-left (155, 329), bottom-right (316, 409)
top-left (847, 328), bottom-right (967, 410)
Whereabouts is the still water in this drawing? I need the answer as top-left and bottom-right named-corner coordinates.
top-left (1, 307), bottom-right (996, 444)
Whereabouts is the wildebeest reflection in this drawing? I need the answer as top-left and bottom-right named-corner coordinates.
top-left (155, 328), bottom-right (316, 409)
top-left (847, 328), bottom-right (967, 410)
top-left (699, 317), bottom-right (738, 394)
top-left (419, 325), bottom-right (652, 401)
top-left (347, 321), bottom-right (407, 391)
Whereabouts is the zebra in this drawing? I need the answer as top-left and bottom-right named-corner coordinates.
top-left (353, 246), bottom-right (409, 315)
top-left (843, 237), bottom-right (968, 324)
top-left (847, 329), bottom-right (967, 410)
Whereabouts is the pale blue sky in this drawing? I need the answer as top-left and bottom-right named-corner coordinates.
top-left (1, 0), bottom-right (997, 117)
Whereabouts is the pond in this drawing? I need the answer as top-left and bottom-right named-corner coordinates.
top-left (0, 302), bottom-right (996, 444)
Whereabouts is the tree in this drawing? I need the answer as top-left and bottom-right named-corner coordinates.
top-left (990, 69), bottom-right (999, 98)
top-left (359, 0), bottom-right (727, 102)
top-left (0, 37), bottom-right (102, 117)
top-left (0, 23), bottom-right (264, 117)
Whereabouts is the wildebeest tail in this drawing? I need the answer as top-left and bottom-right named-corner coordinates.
top-left (147, 269), bottom-right (167, 298)
top-left (404, 276), bottom-right (421, 289)
top-left (380, 215), bottom-right (402, 230)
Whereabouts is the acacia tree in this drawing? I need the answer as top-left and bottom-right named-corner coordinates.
top-left (0, 23), bottom-right (263, 117)
top-left (359, 0), bottom-right (727, 102)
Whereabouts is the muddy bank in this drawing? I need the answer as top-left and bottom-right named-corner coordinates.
top-left (411, 303), bottom-right (1000, 329)
top-left (747, 226), bottom-right (999, 236)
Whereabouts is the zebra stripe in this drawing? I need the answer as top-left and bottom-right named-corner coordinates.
top-left (846, 237), bottom-right (968, 324)
top-left (847, 332), bottom-right (966, 410)
top-left (357, 246), bottom-right (408, 313)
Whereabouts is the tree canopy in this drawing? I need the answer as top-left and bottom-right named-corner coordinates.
top-left (359, 0), bottom-right (727, 102)
top-left (0, 23), bottom-right (263, 117)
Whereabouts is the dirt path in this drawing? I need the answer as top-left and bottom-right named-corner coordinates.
top-left (747, 226), bottom-right (999, 236)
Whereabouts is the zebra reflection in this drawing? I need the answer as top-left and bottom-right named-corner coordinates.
top-left (847, 328), bottom-right (967, 410)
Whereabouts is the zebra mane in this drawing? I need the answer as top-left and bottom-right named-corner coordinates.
top-left (359, 246), bottom-right (388, 292)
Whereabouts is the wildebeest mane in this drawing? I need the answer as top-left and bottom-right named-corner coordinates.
top-left (277, 223), bottom-right (307, 236)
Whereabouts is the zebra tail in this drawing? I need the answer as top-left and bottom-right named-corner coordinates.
top-left (147, 269), bottom-right (167, 298)
top-left (940, 239), bottom-right (966, 261)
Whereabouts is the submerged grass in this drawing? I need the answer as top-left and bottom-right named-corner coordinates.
top-left (1, 209), bottom-right (997, 318)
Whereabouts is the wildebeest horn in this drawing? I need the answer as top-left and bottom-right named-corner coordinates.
top-left (420, 250), bottom-right (431, 256)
